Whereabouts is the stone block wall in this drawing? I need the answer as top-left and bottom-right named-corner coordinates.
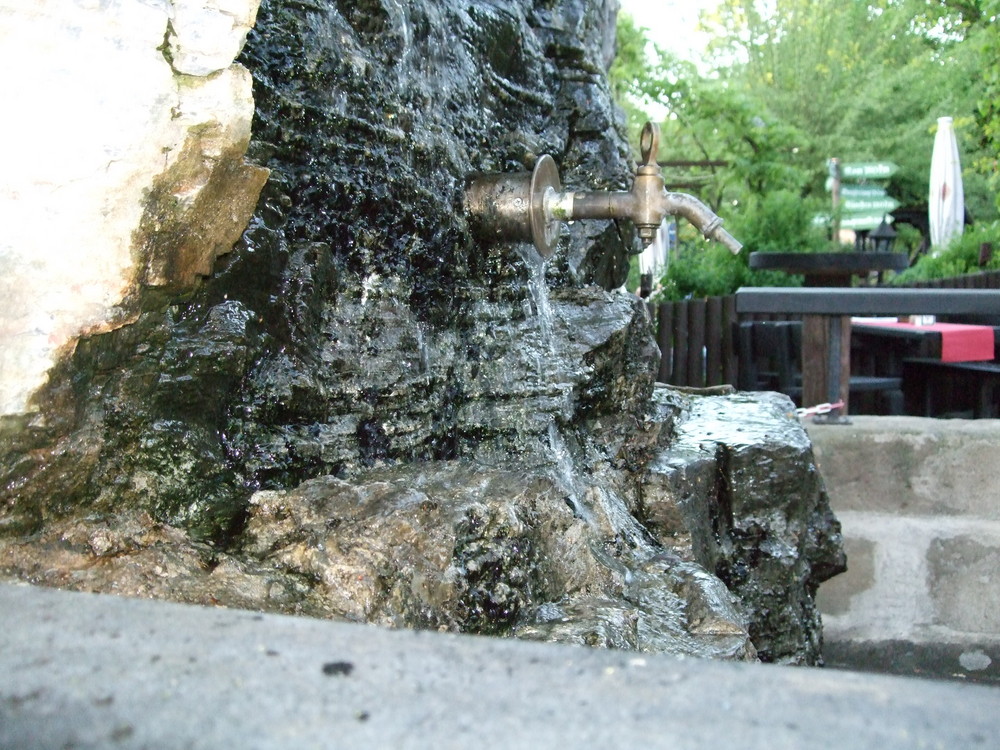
top-left (808, 417), bottom-right (1000, 683)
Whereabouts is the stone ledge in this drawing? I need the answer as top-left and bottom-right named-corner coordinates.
top-left (808, 416), bottom-right (1000, 683)
top-left (2, 583), bottom-right (999, 748)
top-left (806, 417), bottom-right (1000, 520)
top-left (824, 640), bottom-right (1000, 686)
top-left (819, 512), bottom-right (1000, 643)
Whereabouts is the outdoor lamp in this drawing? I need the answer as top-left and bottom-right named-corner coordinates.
top-left (869, 217), bottom-right (897, 253)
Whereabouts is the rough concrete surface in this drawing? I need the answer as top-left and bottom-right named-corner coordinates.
top-left (808, 416), bottom-right (1000, 684)
top-left (806, 416), bottom-right (1000, 519)
top-left (2, 583), bottom-right (998, 750)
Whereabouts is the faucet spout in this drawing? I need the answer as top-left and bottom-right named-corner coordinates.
top-left (464, 121), bottom-right (743, 258)
top-left (659, 191), bottom-right (744, 255)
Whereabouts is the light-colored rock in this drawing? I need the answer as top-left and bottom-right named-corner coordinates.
top-left (168, 0), bottom-right (262, 76)
top-left (0, 0), bottom-right (267, 417)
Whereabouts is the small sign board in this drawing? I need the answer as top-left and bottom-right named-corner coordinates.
top-left (841, 162), bottom-right (899, 179)
top-left (842, 197), bottom-right (901, 213)
top-left (840, 184), bottom-right (888, 199)
top-left (839, 213), bottom-right (894, 230)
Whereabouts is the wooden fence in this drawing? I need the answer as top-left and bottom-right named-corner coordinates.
top-left (649, 295), bottom-right (739, 387)
top-left (649, 270), bottom-right (1000, 388)
top-left (904, 269), bottom-right (1000, 290)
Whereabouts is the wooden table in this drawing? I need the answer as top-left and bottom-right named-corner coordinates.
top-left (735, 288), bottom-right (1000, 421)
top-left (748, 252), bottom-right (910, 287)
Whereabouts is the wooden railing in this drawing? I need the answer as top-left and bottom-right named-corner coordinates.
top-left (651, 271), bottom-right (1000, 389)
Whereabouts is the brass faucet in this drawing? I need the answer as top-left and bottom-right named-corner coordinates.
top-left (464, 122), bottom-right (743, 258)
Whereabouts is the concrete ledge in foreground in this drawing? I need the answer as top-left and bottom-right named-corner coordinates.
top-left (1, 583), bottom-right (998, 749)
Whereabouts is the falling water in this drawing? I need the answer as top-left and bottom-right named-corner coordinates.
top-left (517, 245), bottom-right (556, 348)
top-left (546, 422), bottom-right (591, 523)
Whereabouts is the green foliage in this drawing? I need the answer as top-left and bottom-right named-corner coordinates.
top-left (614, 1), bottom-right (1000, 224)
top-left (974, 0), bottom-right (1000, 212)
top-left (609, 13), bottom-right (654, 132)
top-left (892, 222), bottom-right (925, 261)
top-left (655, 189), bottom-right (825, 300)
top-left (891, 221), bottom-right (1000, 283)
top-left (726, 190), bottom-right (829, 254)
top-left (658, 243), bottom-right (750, 300)
top-left (613, 1), bottom-right (1000, 297)
top-left (703, 0), bottom-right (991, 213)
top-left (610, 14), bottom-right (811, 209)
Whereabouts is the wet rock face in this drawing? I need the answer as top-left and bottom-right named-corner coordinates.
top-left (2, 0), bottom-right (639, 540)
top-left (643, 390), bottom-right (846, 664)
top-left (239, 463), bottom-right (754, 659)
top-left (0, 0), bottom-right (843, 665)
top-left (0, 389), bottom-right (841, 664)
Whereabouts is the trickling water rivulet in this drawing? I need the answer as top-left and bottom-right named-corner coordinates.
top-left (0, 0), bottom-right (843, 664)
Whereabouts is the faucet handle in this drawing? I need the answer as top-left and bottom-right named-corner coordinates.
top-left (639, 122), bottom-right (661, 170)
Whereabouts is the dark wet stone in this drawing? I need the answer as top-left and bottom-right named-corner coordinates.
top-left (643, 388), bottom-right (847, 665)
top-left (0, 0), bottom-right (843, 666)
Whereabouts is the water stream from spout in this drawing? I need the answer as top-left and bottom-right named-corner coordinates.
top-left (517, 246), bottom-right (555, 350)
top-left (386, 0), bottom-right (412, 63)
top-left (546, 422), bottom-right (591, 524)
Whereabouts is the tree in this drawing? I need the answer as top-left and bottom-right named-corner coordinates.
top-left (611, 14), bottom-right (812, 209)
top-left (611, 1), bottom-right (1000, 296)
top-left (974, 0), bottom-right (1000, 211)
top-left (699, 0), bottom-right (997, 219)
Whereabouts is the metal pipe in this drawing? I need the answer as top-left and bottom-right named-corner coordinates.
top-left (464, 121), bottom-right (743, 258)
top-left (569, 191), bottom-right (635, 221)
top-left (560, 189), bottom-right (742, 254)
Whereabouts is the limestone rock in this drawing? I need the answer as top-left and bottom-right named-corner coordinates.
top-left (0, 0), bottom-right (266, 417)
top-left (168, 0), bottom-right (262, 76)
top-left (136, 67), bottom-right (270, 290)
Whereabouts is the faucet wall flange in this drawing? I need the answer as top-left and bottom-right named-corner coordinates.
top-left (464, 155), bottom-right (562, 258)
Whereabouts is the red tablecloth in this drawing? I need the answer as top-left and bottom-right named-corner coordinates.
top-left (855, 321), bottom-right (995, 362)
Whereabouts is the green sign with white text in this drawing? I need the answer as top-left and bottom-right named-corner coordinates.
top-left (842, 197), bottom-right (900, 213)
top-left (841, 162), bottom-right (899, 179)
top-left (839, 214), bottom-right (893, 230)
top-left (840, 184), bottom-right (888, 198)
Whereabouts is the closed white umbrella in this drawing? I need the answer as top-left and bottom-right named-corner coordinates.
top-left (928, 115), bottom-right (964, 251)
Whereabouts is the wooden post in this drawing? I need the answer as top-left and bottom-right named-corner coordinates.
top-left (722, 295), bottom-right (738, 386)
top-left (803, 314), bottom-right (852, 414)
top-left (706, 296), bottom-right (723, 386)
top-left (672, 301), bottom-right (689, 386)
top-left (979, 242), bottom-right (993, 268)
top-left (656, 303), bottom-right (673, 384)
top-left (688, 298), bottom-right (706, 387)
top-left (829, 158), bottom-right (842, 243)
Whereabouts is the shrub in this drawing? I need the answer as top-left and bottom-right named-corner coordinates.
top-left (891, 221), bottom-right (1000, 284)
top-left (651, 189), bottom-right (829, 300)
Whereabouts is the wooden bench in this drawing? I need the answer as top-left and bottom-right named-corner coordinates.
top-left (902, 359), bottom-right (1000, 418)
top-left (738, 320), bottom-right (903, 414)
